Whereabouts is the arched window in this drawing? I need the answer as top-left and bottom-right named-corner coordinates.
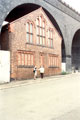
top-left (36, 16), bottom-right (45, 46)
top-left (48, 29), bottom-right (53, 47)
top-left (26, 22), bottom-right (33, 43)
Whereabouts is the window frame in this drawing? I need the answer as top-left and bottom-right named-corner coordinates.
top-left (48, 28), bottom-right (53, 48)
top-left (49, 54), bottom-right (59, 68)
top-left (36, 16), bottom-right (46, 46)
top-left (26, 21), bottom-right (34, 44)
top-left (17, 51), bottom-right (34, 67)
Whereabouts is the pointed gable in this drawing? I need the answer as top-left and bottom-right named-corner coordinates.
top-left (33, 7), bottom-right (62, 40)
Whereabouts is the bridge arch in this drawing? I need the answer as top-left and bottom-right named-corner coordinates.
top-left (0, 1), bottom-right (64, 36)
top-left (0, 1), bottom-right (60, 29)
top-left (0, 2), bottom-right (65, 62)
top-left (72, 29), bottom-right (80, 71)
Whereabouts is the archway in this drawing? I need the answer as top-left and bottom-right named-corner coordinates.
top-left (72, 29), bottom-right (80, 71)
top-left (62, 39), bottom-right (66, 63)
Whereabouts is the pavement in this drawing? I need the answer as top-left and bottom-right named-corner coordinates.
top-left (0, 74), bottom-right (67, 90)
top-left (0, 73), bottom-right (80, 120)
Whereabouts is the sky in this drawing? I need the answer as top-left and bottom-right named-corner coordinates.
top-left (62, 0), bottom-right (80, 13)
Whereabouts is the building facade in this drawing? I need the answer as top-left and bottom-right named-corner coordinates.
top-left (1, 8), bottom-right (62, 80)
top-left (1, 0), bottom-right (80, 76)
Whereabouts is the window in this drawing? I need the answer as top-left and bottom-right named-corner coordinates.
top-left (36, 16), bottom-right (45, 45)
top-left (26, 22), bottom-right (33, 43)
top-left (48, 29), bottom-right (53, 47)
top-left (49, 55), bottom-right (59, 67)
top-left (17, 51), bottom-right (34, 67)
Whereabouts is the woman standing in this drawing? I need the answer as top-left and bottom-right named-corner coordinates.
top-left (33, 66), bottom-right (37, 80)
top-left (39, 66), bottom-right (44, 79)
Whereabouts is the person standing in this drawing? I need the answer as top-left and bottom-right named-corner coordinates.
top-left (39, 66), bottom-right (44, 79)
top-left (33, 66), bottom-right (37, 80)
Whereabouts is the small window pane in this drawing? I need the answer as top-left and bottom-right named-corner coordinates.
top-left (54, 57), bottom-right (56, 66)
top-left (43, 21), bottom-right (45, 28)
top-left (56, 57), bottom-right (57, 67)
top-left (36, 19), bottom-right (39, 25)
top-left (51, 31), bottom-right (53, 38)
top-left (43, 29), bottom-right (45, 36)
top-left (30, 24), bottom-right (33, 33)
top-left (22, 54), bottom-right (24, 65)
top-left (40, 37), bottom-right (42, 45)
top-left (55, 57), bottom-right (56, 66)
top-left (31, 55), bottom-right (33, 65)
top-left (26, 23), bottom-right (29, 32)
top-left (53, 57), bottom-right (54, 66)
top-left (37, 36), bottom-right (39, 44)
top-left (40, 16), bottom-right (42, 26)
top-left (28, 54), bottom-right (30, 61)
top-left (50, 57), bottom-right (51, 66)
top-left (27, 33), bottom-right (29, 42)
top-left (43, 38), bottom-right (45, 45)
top-left (25, 54), bottom-right (28, 65)
top-left (36, 27), bottom-right (39, 35)
top-left (48, 39), bottom-right (50, 46)
top-left (48, 30), bottom-right (50, 38)
top-left (51, 40), bottom-right (53, 47)
top-left (40, 28), bottom-right (42, 35)
top-left (28, 54), bottom-right (30, 65)
top-left (30, 35), bottom-right (33, 43)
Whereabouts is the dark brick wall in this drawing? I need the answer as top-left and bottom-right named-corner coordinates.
top-left (1, 26), bottom-right (9, 50)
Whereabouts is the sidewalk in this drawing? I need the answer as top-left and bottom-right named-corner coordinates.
top-left (0, 74), bottom-right (68, 90)
top-left (0, 72), bottom-right (80, 120)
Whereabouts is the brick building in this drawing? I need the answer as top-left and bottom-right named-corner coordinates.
top-left (1, 7), bottom-right (62, 80)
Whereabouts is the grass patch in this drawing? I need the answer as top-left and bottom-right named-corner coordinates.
top-left (61, 71), bottom-right (67, 75)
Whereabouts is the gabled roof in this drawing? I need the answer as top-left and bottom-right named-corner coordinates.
top-left (9, 7), bottom-right (62, 38)
top-left (38, 7), bottom-right (62, 39)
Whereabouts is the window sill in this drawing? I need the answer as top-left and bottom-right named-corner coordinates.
top-left (17, 65), bottom-right (34, 68)
top-left (49, 66), bottom-right (59, 68)
top-left (26, 43), bottom-right (54, 49)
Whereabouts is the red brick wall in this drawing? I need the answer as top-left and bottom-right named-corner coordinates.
top-left (1, 8), bottom-right (62, 80)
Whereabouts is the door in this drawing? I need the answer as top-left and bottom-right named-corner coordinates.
top-left (0, 51), bottom-right (10, 83)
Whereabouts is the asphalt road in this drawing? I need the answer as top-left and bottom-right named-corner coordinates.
top-left (0, 73), bottom-right (80, 120)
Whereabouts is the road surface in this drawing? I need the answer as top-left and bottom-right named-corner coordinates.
top-left (0, 73), bottom-right (80, 120)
